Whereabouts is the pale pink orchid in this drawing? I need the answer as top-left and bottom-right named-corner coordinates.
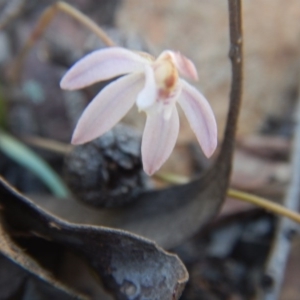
top-left (60, 47), bottom-right (217, 175)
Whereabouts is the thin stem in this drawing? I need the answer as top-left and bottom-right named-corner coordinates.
top-left (22, 136), bottom-right (72, 154)
top-left (154, 172), bottom-right (189, 185)
top-left (215, 0), bottom-right (243, 176)
top-left (57, 2), bottom-right (115, 47)
top-left (227, 189), bottom-right (300, 223)
top-left (223, 0), bottom-right (243, 153)
top-left (156, 171), bottom-right (300, 224)
top-left (11, 1), bottom-right (115, 82)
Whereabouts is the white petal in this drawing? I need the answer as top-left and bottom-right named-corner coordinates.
top-left (169, 51), bottom-right (198, 81)
top-left (136, 65), bottom-right (157, 111)
top-left (178, 79), bottom-right (217, 157)
top-left (142, 105), bottom-right (179, 175)
top-left (72, 73), bottom-right (144, 144)
top-left (60, 47), bottom-right (150, 90)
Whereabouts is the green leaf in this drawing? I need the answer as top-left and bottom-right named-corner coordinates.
top-left (0, 130), bottom-right (70, 198)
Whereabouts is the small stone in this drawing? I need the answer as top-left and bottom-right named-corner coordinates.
top-left (64, 124), bottom-right (152, 208)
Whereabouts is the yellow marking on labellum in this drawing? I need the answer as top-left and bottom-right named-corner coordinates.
top-left (154, 54), bottom-right (178, 99)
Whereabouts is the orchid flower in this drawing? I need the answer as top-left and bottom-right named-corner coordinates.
top-left (60, 47), bottom-right (217, 175)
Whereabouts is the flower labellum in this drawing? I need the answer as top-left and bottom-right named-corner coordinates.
top-left (60, 47), bottom-right (217, 175)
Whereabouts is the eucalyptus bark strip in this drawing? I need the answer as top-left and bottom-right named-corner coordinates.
top-left (261, 74), bottom-right (300, 300)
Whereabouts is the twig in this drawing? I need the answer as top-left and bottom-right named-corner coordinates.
top-left (11, 1), bottom-right (115, 82)
top-left (56, 2), bottom-right (115, 47)
top-left (154, 172), bottom-right (189, 185)
top-left (259, 73), bottom-right (300, 299)
top-left (156, 171), bottom-right (300, 224)
top-left (227, 189), bottom-right (300, 224)
top-left (22, 135), bottom-right (73, 154)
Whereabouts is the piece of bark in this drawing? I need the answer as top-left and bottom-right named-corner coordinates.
top-left (0, 176), bottom-right (188, 300)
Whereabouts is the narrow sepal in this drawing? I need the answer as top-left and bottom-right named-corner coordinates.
top-left (178, 79), bottom-right (217, 157)
top-left (142, 106), bottom-right (179, 175)
top-left (61, 47), bottom-right (150, 90)
top-left (72, 73), bottom-right (145, 144)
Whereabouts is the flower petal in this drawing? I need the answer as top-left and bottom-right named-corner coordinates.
top-left (178, 79), bottom-right (217, 157)
top-left (72, 73), bottom-right (144, 144)
top-left (136, 65), bottom-right (157, 111)
top-left (60, 47), bottom-right (150, 90)
top-left (169, 51), bottom-right (198, 81)
top-left (142, 105), bottom-right (179, 175)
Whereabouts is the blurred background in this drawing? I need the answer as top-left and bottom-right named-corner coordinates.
top-left (1, 0), bottom-right (300, 299)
